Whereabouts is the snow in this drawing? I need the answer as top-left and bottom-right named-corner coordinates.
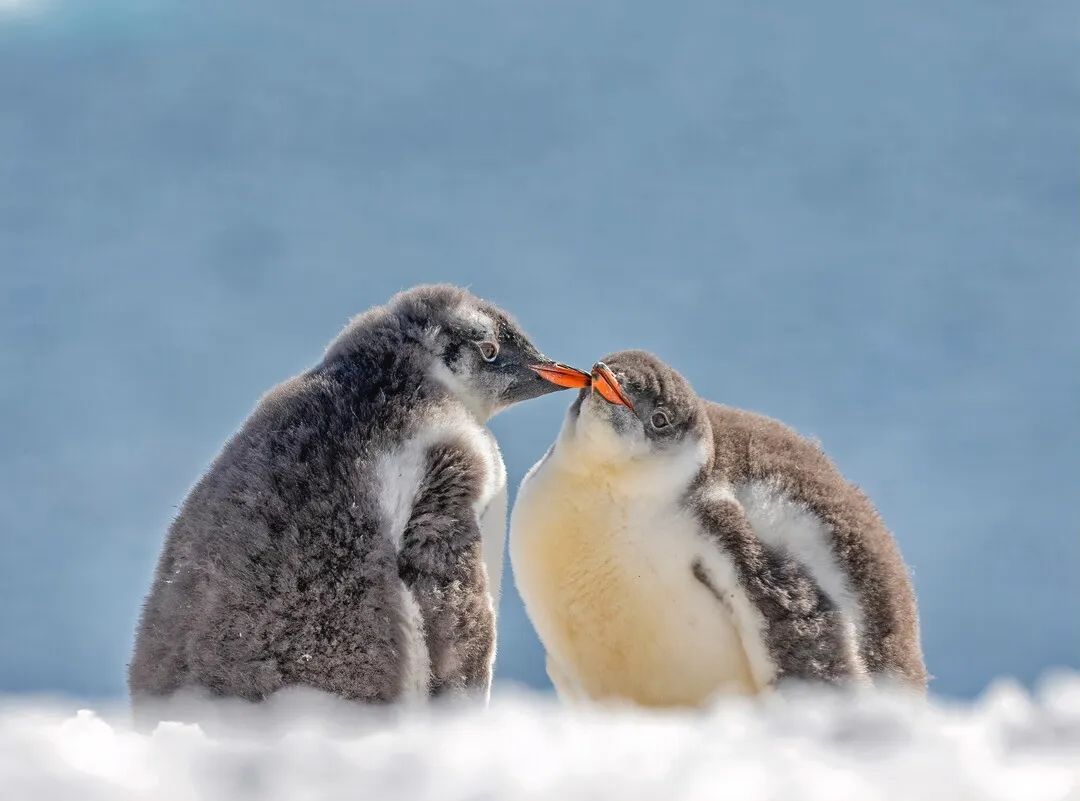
top-left (1, 675), bottom-right (1078, 801)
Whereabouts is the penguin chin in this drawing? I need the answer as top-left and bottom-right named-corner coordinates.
top-left (429, 360), bottom-right (499, 421)
top-left (558, 396), bottom-right (712, 484)
top-left (562, 394), bottom-right (649, 465)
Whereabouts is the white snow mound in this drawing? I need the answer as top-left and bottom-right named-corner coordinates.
top-left (1, 675), bottom-right (1078, 801)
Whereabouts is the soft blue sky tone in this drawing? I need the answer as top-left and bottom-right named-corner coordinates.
top-left (1, 0), bottom-right (1077, 699)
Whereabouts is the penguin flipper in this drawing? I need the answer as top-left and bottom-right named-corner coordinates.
top-left (397, 440), bottom-right (496, 698)
top-left (693, 489), bottom-right (862, 688)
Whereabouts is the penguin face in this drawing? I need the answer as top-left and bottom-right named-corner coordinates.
top-left (324, 285), bottom-right (586, 419)
top-left (431, 296), bottom-right (589, 420)
top-left (566, 350), bottom-right (710, 469)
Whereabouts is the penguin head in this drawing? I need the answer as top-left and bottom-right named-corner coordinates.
top-left (562, 350), bottom-right (711, 475)
top-left (393, 285), bottom-right (590, 420)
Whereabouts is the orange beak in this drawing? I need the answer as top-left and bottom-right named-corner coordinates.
top-left (529, 362), bottom-right (592, 389)
top-left (591, 362), bottom-right (634, 410)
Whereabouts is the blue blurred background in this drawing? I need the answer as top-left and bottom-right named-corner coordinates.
top-left (1, 0), bottom-right (1077, 700)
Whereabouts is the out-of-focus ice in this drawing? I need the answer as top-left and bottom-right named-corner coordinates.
top-left (1, 674), bottom-right (1078, 801)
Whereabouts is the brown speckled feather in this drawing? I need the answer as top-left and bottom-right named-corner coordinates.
top-left (705, 403), bottom-right (927, 687)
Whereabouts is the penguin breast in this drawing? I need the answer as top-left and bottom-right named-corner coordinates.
top-left (510, 457), bottom-right (758, 707)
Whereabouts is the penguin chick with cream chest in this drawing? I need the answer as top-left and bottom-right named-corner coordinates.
top-left (510, 351), bottom-right (926, 707)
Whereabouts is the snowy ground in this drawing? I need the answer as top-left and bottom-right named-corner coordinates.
top-left (1, 675), bottom-right (1078, 801)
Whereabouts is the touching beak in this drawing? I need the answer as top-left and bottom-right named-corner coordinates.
top-left (529, 361), bottom-right (592, 390)
top-left (591, 362), bottom-right (634, 410)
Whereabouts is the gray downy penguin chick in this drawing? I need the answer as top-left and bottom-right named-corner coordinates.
top-left (130, 284), bottom-right (589, 711)
top-left (511, 350), bottom-right (927, 707)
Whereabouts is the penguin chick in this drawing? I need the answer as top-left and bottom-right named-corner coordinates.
top-left (510, 351), bottom-right (927, 707)
top-left (129, 284), bottom-right (589, 711)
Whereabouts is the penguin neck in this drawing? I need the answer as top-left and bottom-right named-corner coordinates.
top-left (549, 423), bottom-right (708, 502)
top-left (427, 358), bottom-right (496, 424)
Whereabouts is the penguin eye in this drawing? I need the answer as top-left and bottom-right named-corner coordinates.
top-left (476, 341), bottom-right (499, 362)
top-left (650, 410), bottom-right (671, 429)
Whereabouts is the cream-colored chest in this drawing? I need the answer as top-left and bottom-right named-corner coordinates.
top-left (511, 460), bottom-right (757, 707)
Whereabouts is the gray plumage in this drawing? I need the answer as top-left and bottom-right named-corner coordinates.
top-left (130, 284), bottom-right (570, 710)
top-left (691, 402), bottom-right (926, 687)
top-left (611, 350), bottom-right (927, 688)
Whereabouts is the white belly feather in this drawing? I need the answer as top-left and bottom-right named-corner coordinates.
top-left (510, 453), bottom-right (759, 707)
top-left (479, 482), bottom-right (508, 615)
top-left (374, 403), bottom-right (507, 699)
